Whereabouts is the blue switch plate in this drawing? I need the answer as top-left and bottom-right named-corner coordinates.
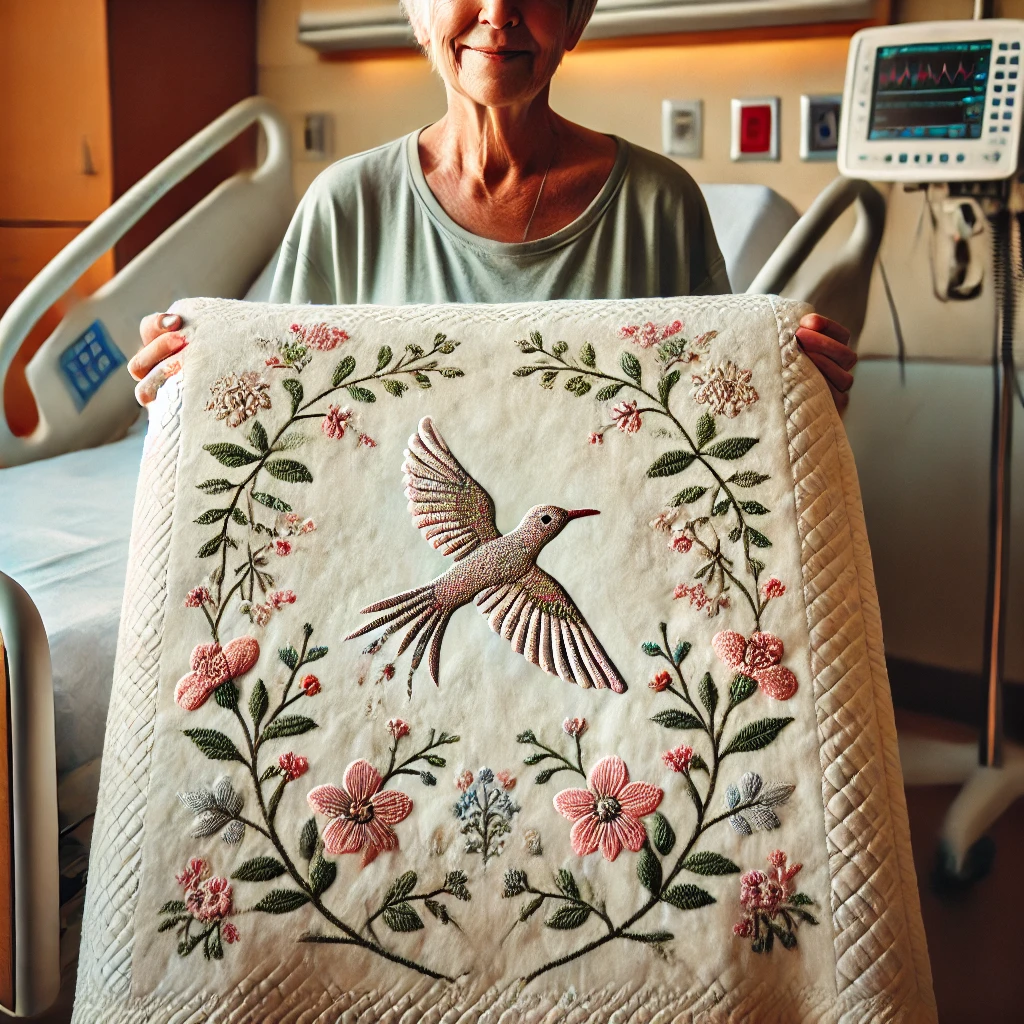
top-left (59, 320), bottom-right (125, 410)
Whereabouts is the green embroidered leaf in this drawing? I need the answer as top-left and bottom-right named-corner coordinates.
top-left (197, 478), bottom-right (233, 495)
top-left (651, 709), bottom-right (704, 730)
top-left (261, 716), bottom-right (318, 741)
top-left (695, 411), bottom-right (717, 449)
top-left (304, 646), bottom-right (328, 662)
top-left (728, 470), bottom-right (771, 487)
top-left (791, 908), bottom-right (819, 926)
top-left (690, 753), bottom-right (709, 772)
top-left (277, 432), bottom-right (306, 450)
top-left (157, 915), bottom-right (188, 932)
top-left (248, 421), bottom-right (269, 453)
top-left (693, 561), bottom-right (713, 580)
top-left (178, 933), bottom-right (204, 955)
top-left (203, 443), bottom-right (261, 468)
top-left (740, 501), bottom-right (770, 515)
top-left (298, 817), bottom-right (319, 861)
top-left (259, 765), bottom-right (281, 783)
top-left (595, 382), bottom-right (624, 401)
top-left (556, 869), bottom-right (580, 901)
top-left (207, 930), bottom-right (224, 960)
top-left (383, 870), bottom-right (418, 906)
top-left (729, 673), bottom-right (759, 707)
top-left (564, 375), bottom-right (591, 396)
top-left (673, 641), bottom-right (691, 664)
top-left (746, 527), bottom-right (772, 548)
top-left (267, 780), bottom-right (285, 822)
top-left (647, 451), bottom-right (696, 478)
top-left (438, 367), bottom-right (464, 378)
top-left (183, 728), bottom-right (244, 763)
top-left (282, 378), bottom-right (303, 416)
top-left (331, 356), bottom-right (356, 387)
top-left (523, 753), bottom-right (549, 765)
top-left (435, 334), bottom-right (458, 354)
top-left (671, 486), bottom-right (707, 506)
top-left (658, 369), bottom-right (680, 407)
top-left (540, 370), bottom-right (558, 389)
top-left (424, 898), bottom-right (450, 923)
top-left (382, 378), bottom-right (407, 398)
top-left (252, 889), bottom-right (310, 914)
top-left (407, 342), bottom-right (426, 357)
top-left (513, 365), bottom-right (543, 376)
top-left (414, 372), bottom-right (432, 388)
top-left (279, 645), bottom-right (299, 669)
top-left (545, 904), bottom-right (591, 930)
top-left (789, 892), bottom-right (815, 906)
top-left (214, 680), bottom-right (238, 710)
top-left (728, 525), bottom-right (742, 543)
top-left (195, 508), bottom-right (230, 525)
top-left (680, 852), bottom-right (740, 876)
top-left (637, 844), bottom-right (662, 895)
top-left (520, 895), bottom-right (544, 921)
top-left (642, 641), bottom-right (663, 656)
top-left (698, 672), bottom-right (718, 721)
top-left (552, 340), bottom-right (568, 357)
top-left (423, 754), bottom-right (446, 767)
top-left (749, 558), bottom-right (766, 575)
top-left (579, 342), bottom-right (596, 368)
top-left (265, 459), bottom-right (313, 484)
top-left (661, 884), bottom-right (716, 911)
top-left (232, 856), bottom-right (287, 882)
top-left (620, 351), bottom-right (642, 385)
top-left (649, 812), bottom-right (676, 856)
top-left (712, 499), bottom-right (730, 516)
top-left (704, 437), bottom-right (758, 460)
top-left (251, 491), bottom-right (292, 512)
top-left (159, 900), bottom-right (188, 914)
top-left (309, 851), bottom-right (337, 896)
top-left (228, 509), bottom-right (247, 527)
top-left (376, 345), bottom-right (393, 370)
top-left (534, 767), bottom-right (560, 784)
top-left (624, 931), bottom-right (674, 943)
top-left (197, 535), bottom-right (223, 558)
top-left (382, 902), bottom-right (424, 932)
top-left (723, 717), bottom-right (794, 756)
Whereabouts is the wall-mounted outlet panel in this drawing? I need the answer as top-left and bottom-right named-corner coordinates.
top-left (801, 94), bottom-right (842, 161)
top-left (730, 97), bottom-right (780, 161)
top-left (662, 99), bottom-right (703, 158)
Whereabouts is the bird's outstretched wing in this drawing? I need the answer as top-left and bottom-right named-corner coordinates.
top-left (476, 567), bottom-right (627, 692)
top-left (403, 417), bottom-right (500, 561)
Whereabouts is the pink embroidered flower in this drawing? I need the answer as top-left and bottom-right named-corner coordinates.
top-left (268, 589), bottom-right (296, 609)
top-left (279, 752), bottom-right (309, 781)
top-left (662, 744), bottom-right (694, 773)
top-left (387, 718), bottom-right (410, 740)
top-left (265, 355), bottom-right (283, 368)
top-left (358, 432), bottom-right (377, 448)
top-left (712, 630), bottom-right (798, 701)
top-left (250, 602), bottom-right (272, 627)
top-left (184, 586), bottom-right (211, 608)
top-left (588, 431), bottom-right (604, 446)
top-left (669, 532), bottom-right (693, 553)
top-left (733, 850), bottom-right (809, 947)
top-left (300, 518), bottom-right (316, 534)
top-left (455, 770), bottom-right (474, 792)
top-left (611, 400), bottom-right (642, 434)
top-left (496, 770), bottom-right (517, 790)
top-left (176, 857), bottom-right (209, 890)
top-left (222, 922), bottom-right (240, 944)
top-left (619, 320), bottom-right (683, 348)
top-left (186, 876), bottom-right (233, 922)
top-left (762, 578), bottom-right (786, 601)
top-left (174, 636), bottom-right (260, 711)
top-left (321, 404), bottom-right (352, 440)
top-left (307, 760), bottom-right (413, 867)
top-left (290, 322), bottom-right (349, 351)
top-left (649, 670), bottom-right (672, 693)
top-left (674, 582), bottom-right (708, 609)
top-left (381, 663), bottom-right (396, 681)
top-left (649, 511), bottom-right (675, 532)
top-left (553, 756), bottom-right (663, 862)
top-left (691, 361), bottom-right (759, 418)
top-left (301, 674), bottom-right (321, 696)
top-left (274, 539), bottom-right (292, 557)
top-left (562, 717), bottom-right (588, 738)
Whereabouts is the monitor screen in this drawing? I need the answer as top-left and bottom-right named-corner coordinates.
top-left (869, 40), bottom-right (991, 141)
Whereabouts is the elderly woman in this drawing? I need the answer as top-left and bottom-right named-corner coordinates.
top-left (130, 0), bottom-right (856, 406)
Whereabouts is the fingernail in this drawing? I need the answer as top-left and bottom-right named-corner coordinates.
top-left (159, 314), bottom-right (180, 330)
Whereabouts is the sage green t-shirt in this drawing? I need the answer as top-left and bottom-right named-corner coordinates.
top-left (269, 131), bottom-right (731, 305)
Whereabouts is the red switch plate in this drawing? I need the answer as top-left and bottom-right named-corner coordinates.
top-left (739, 104), bottom-right (773, 153)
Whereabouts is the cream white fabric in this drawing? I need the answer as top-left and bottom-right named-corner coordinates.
top-left (74, 296), bottom-right (935, 1022)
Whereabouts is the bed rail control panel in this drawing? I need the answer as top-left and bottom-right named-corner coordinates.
top-left (839, 20), bottom-right (1024, 182)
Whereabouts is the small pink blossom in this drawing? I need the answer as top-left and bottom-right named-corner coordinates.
top-left (619, 320), bottom-right (683, 348)
top-left (649, 670), bottom-right (672, 693)
top-left (321, 404), bottom-right (352, 440)
top-left (662, 744), bottom-right (694, 773)
top-left (184, 586), bottom-right (211, 608)
top-left (250, 602), bottom-right (272, 627)
top-left (278, 752), bottom-right (309, 781)
top-left (455, 770), bottom-right (474, 792)
top-left (222, 922), bottom-right (240, 943)
top-left (496, 770), bottom-right (517, 790)
top-left (301, 674), bottom-right (321, 696)
top-left (265, 355), bottom-right (282, 367)
top-left (275, 539), bottom-right (292, 557)
top-left (268, 589), bottom-right (296, 609)
top-left (588, 432), bottom-right (604, 446)
top-left (649, 511), bottom-right (676, 532)
top-left (562, 717), bottom-right (588, 738)
top-left (669, 532), bottom-right (693, 553)
top-left (762, 578), bottom-right (786, 601)
top-left (387, 718), bottom-right (410, 740)
top-left (553, 755), bottom-right (663, 862)
top-left (284, 512), bottom-right (301, 525)
top-left (187, 876), bottom-right (233, 922)
top-left (176, 857), bottom-right (209, 890)
top-left (381, 663), bottom-right (396, 681)
top-left (291, 322), bottom-right (349, 351)
top-left (712, 630), bottom-right (798, 701)
top-left (611, 400), bottom-right (642, 434)
top-left (674, 582), bottom-right (708, 609)
top-left (300, 518), bottom-right (316, 534)
top-left (358, 433), bottom-right (377, 448)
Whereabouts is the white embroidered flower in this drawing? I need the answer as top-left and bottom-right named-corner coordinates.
top-left (205, 371), bottom-right (271, 428)
top-left (690, 361), bottom-right (759, 418)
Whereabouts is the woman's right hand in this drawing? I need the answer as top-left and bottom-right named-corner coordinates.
top-left (128, 312), bottom-right (188, 406)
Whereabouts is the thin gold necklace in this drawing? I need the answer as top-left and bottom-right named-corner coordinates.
top-left (522, 135), bottom-right (557, 242)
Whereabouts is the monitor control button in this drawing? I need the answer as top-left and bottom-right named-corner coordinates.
top-left (956, 153), bottom-right (966, 162)
top-left (899, 153), bottom-right (908, 163)
top-left (940, 153), bottom-right (949, 162)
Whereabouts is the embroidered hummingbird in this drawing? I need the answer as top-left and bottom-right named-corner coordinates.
top-left (346, 417), bottom-right (627, 695)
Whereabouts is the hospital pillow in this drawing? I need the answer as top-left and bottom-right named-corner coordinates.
top-left (74, 296), bottom-right (936, 1022)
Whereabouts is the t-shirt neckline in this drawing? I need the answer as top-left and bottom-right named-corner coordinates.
top-left (405, 129), bottom-right (629, 256)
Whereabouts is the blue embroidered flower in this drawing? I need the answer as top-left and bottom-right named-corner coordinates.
top-left (451, 766), bottom-right (520, 863)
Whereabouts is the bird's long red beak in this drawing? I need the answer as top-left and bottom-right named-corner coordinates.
top-left (565, 509), bottom-right (600, 520)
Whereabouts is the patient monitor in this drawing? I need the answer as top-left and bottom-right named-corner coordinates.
top-left (839, 20), bottom-right (1024, 182)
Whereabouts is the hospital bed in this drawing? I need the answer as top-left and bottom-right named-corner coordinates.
top-left (0, 98), bottom-right (883, 1015)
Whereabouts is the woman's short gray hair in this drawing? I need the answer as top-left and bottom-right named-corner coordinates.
top-left (402, 0), bottom-right (599, 46)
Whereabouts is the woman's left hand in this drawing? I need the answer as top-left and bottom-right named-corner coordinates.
top-left (795, 313), bottom-right (857, 413)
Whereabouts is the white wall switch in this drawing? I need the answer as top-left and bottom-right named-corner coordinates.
top-left (662, 99), bottom-right (703, 158)
top-left (801, 94), bottom-right (842, 161)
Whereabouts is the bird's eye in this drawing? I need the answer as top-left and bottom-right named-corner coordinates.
top-left (541, 514), bottom-right (552, 524)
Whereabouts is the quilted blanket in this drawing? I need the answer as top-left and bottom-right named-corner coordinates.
top-left (74, 296), bottom-right (936, 1023)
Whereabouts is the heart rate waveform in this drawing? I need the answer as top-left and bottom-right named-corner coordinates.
top-left (877, 56), bottom-right (980, 91)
